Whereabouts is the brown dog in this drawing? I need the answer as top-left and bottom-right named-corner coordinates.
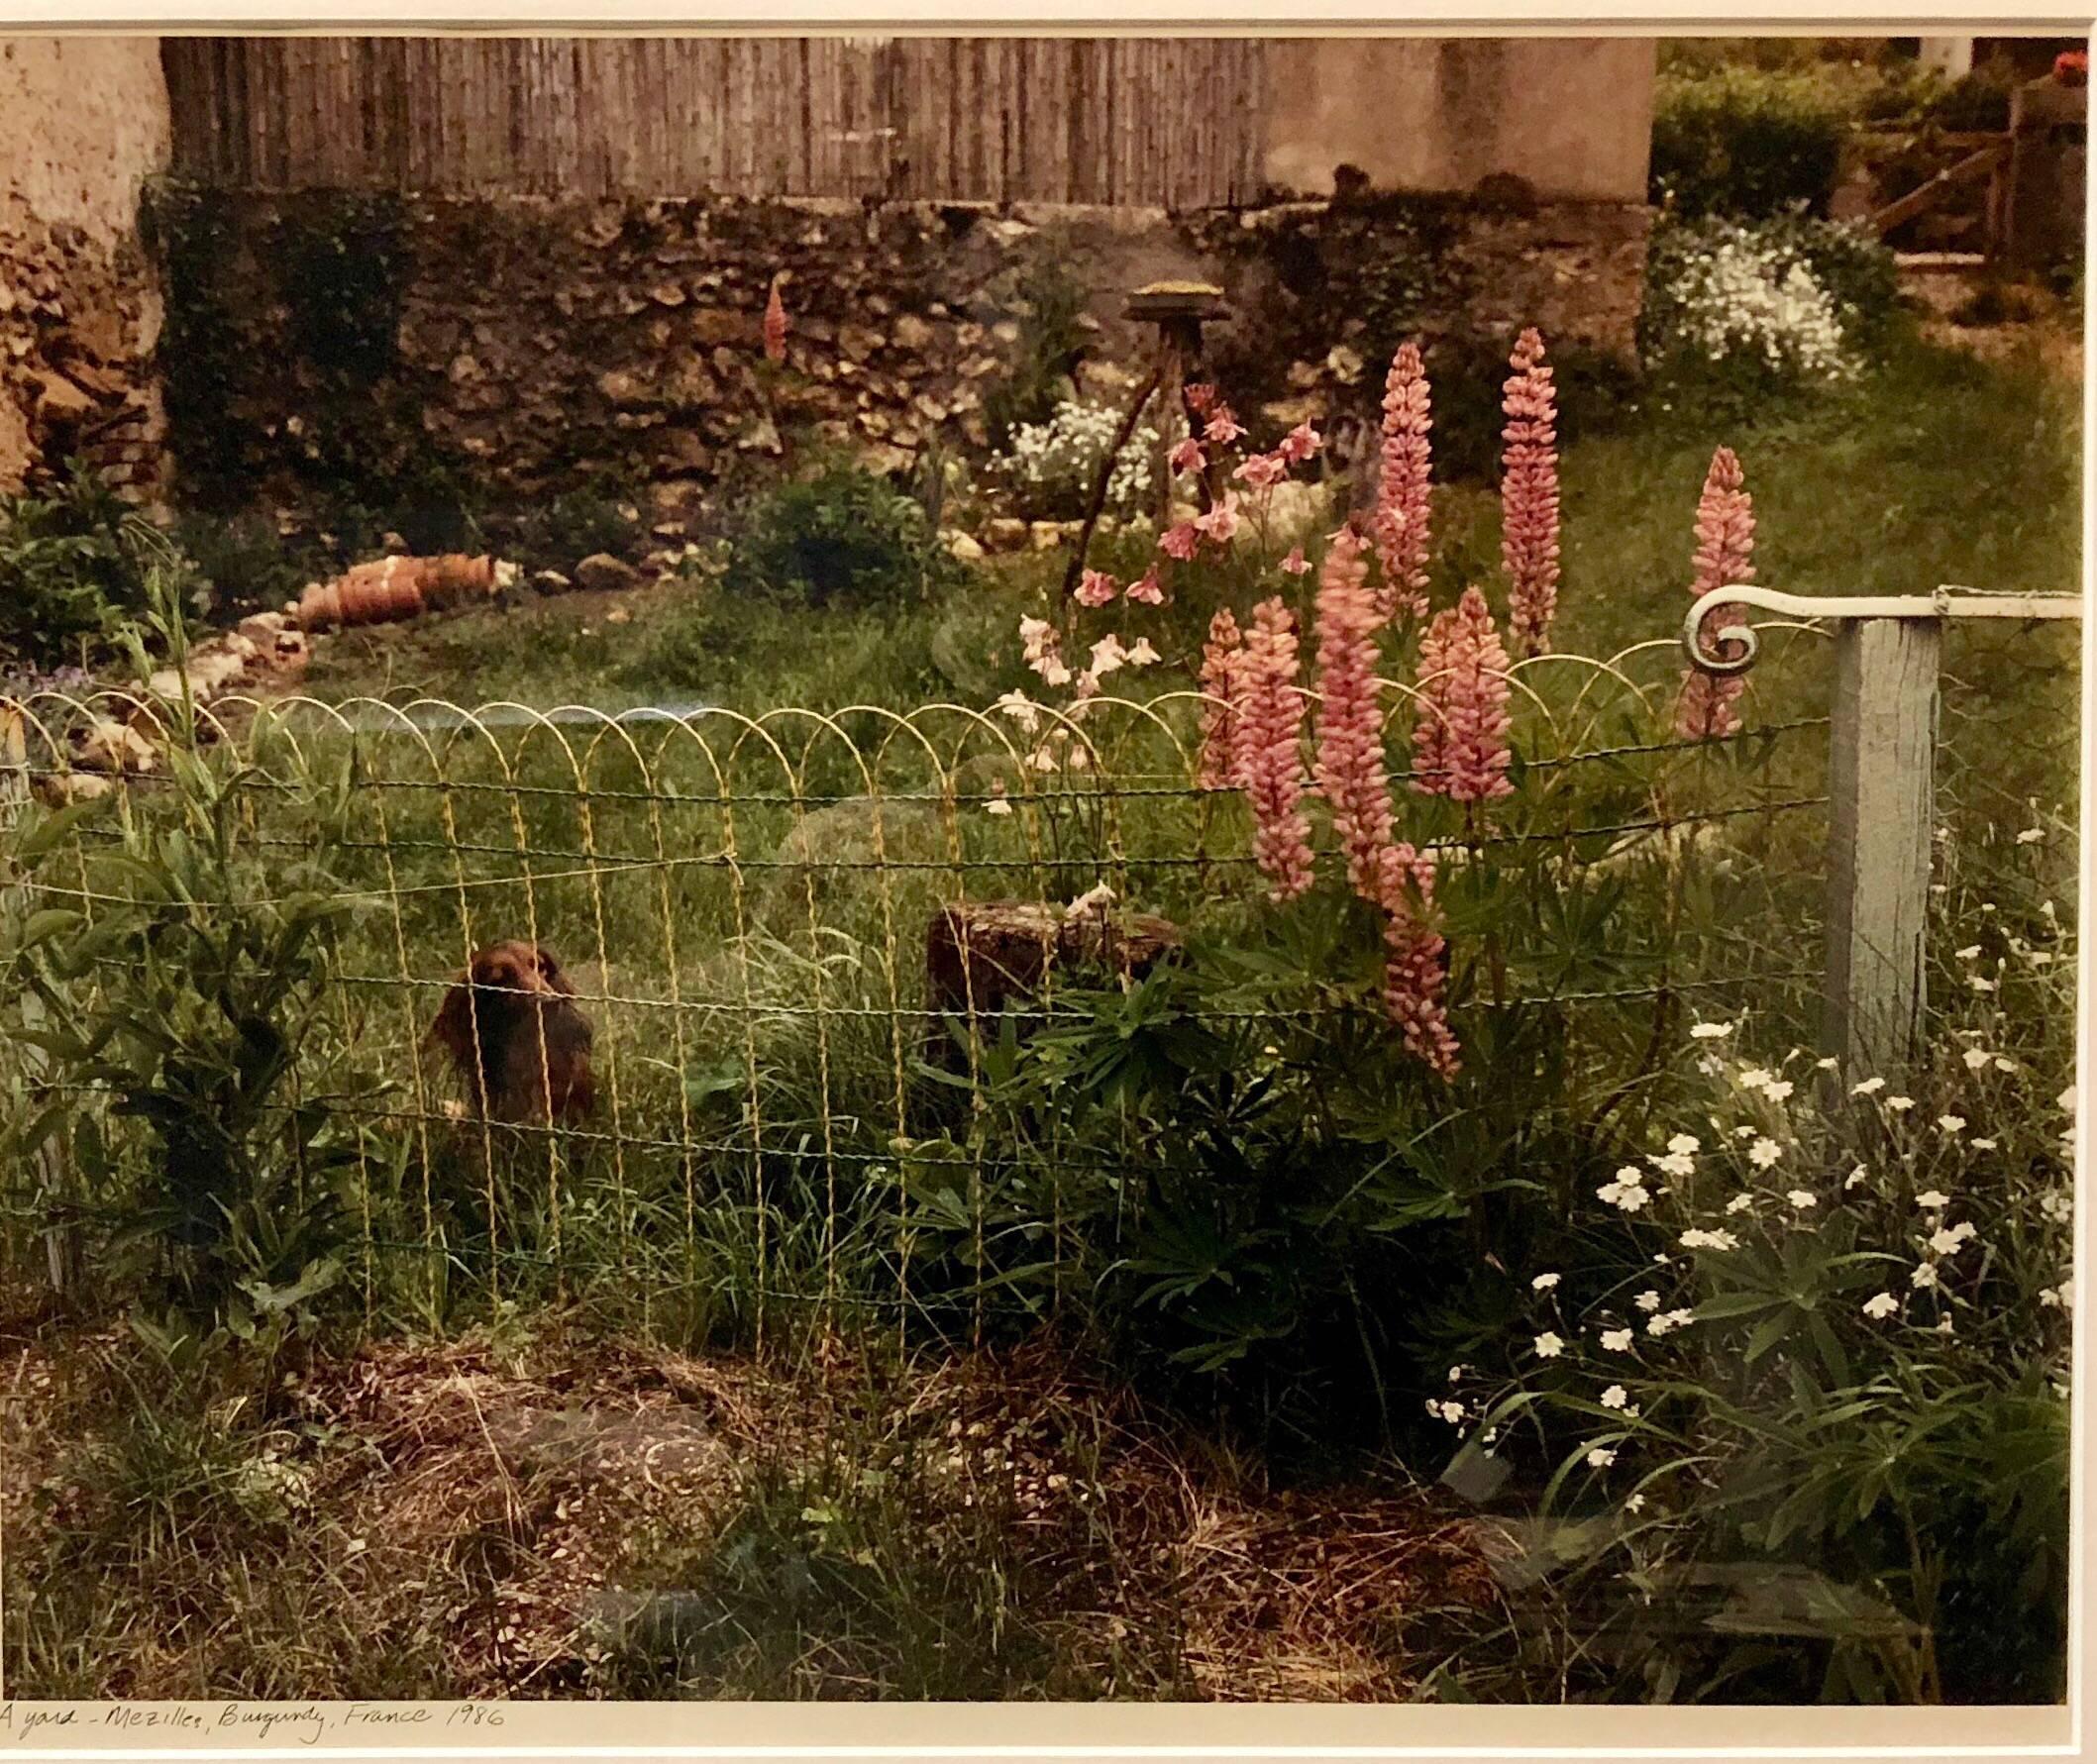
top-left (430, 941), bottom-right (596, 1125)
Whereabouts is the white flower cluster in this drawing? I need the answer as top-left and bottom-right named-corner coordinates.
top-left (998, 398), bottom-right (1163, 517)
top-left (1651, 233), bottom-right (1857, 384)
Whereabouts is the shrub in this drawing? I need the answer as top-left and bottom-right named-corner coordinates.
top-left (504, 480), bottom-right (646, 574)
top-left (729, 465), bottom-right (959, 608)
top-left (0, 464), bottom-right (187, 665)
top-left (1650, 67), bottom-right (1847, 219)
top-left (1641, 214), bottom-right (1894, 397)
top-left (174, 509), bottom-right (311, 619)
top-left (995, 396), bottom-right (1167, 522)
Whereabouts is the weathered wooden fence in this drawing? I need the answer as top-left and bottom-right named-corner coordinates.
top-left (160, 37), bottom-right (1272, 207)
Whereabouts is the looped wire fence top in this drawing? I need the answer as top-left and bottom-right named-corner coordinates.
top-left (0, 651), bottom-right (1836, 1328)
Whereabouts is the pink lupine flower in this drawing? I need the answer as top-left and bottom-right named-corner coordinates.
top-left (1413, 586), bottom-right (1514, 802)
top-left (763, 276), bottom-right (788, 364)
top-left (1076, 569), bottom-right (1119, 609)
top-left (1159, 522), bottom-right (1202, 562)
top-left (1169, 437), bottom-right (1207, 476)
top-left (1125, 566), bottom-right (1166, 604)
top-left (1278, 421), bottom-right (1324, 464)
top-left (1376, 843), bottom-right (1461, 1078)
top-left (1194, 492), bottom-right (1243, 545)
top-left (1234, 452), bottom-right (1290, 490)
top-left (1500, 327), bottom-right (1561, 659)
top-left (1239, 597), bottom-right (1314, 901)
top-left (1311, 526), bottom-right (1397, 899)
top-left (1675, 447), bottom-right (1756, 741)
top-left (1199, 607), bottom-right (1248, 789)
top-left (1375, 343), bottom-right (1433, 621)
top-left (1280, 546), bottom-right (1311, 575)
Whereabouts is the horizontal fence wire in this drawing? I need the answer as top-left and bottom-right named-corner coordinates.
top-left (0, 684), bottom-right (1835, 1338)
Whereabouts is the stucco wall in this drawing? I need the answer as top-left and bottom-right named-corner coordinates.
top-left (0, 36), bottom-right (172, 497)
top-left (1264, 39), bottom-right (1656, 203)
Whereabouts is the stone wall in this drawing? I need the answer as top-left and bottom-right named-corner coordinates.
top-left (149, 186), bottom-right (1649, 524)
top-left (0, 37), bottom-right (171, 499)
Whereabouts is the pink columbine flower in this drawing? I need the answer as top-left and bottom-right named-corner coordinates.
top-left (1159, 522), bottom-right (1202, 562)
top-left (1375, 842), bottom-right (1462, 1079)
top-left (1125, 566), bottom-right (1166, 604)
top-left (1184, 383), bottom-right (1220, 417)
top-left (763, 276), bottom-right (788, 364)
top-left (1089, 634), bottom-right (1128, 677)
top-left (1235, 452), bottom-right (1290, 490)
top-left (1311, 526), bottom-right (1397, 900)
top-left (1239, 598), bottom-right (1314, 901)
top-left (1195, 492), bottom-right (1243, 545)
top-left (1375, 344), bottom-right (1433, 621)
top-left (1199, 607), bottom-right (1248, 789)
top-left (1413, 586), bottom-right (1514, 802)
top-left (1076, 569), bottom-right (1120, 608)
top-left (1676, 447), bottom-right (1756, 741)
top-left (1278, 421), bottom-right (1324, 464)
top-left (1203, 408), bottom-right (1246, 446)
top-left (1280, 546), bottom-right (1311, 575)
top-left (1500, 328), bottom-right (1561, 659)
top-left (1169, 437), bottom-right (1207, 476)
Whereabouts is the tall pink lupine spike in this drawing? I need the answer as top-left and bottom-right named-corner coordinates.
top-left (763, 275), bottom-right (788, 364)
top-left (1413, 586), bottom-right (1515, 803)
top-left (1199, 607), bottom-right (1248, 790)
top-left (1375, 841), bottom-right (1461, 1078)
top-left (1311, 526), bottom-right (1397, 900)
top-left (1501, 328), bottom-right (1561, 659)
top-left (1240, 597), bottom-right (1315, 901)
top-left (1675, 447), bottom-right (1756, 741)
top-left (1374, 343), bottom-right (1434, 622)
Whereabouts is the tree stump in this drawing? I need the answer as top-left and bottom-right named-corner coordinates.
top-left (921, 899), bottom-right (1182, 1077)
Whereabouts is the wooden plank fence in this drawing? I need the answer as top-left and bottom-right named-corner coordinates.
top-left (160, 37), bottom-right (1272, 207)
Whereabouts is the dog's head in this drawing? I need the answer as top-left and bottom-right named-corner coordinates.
top-left (430, 941), bottom-right (575, 1069)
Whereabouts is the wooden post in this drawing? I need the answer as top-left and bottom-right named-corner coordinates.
top-left (1824, 617), bottom-right (1940, 1081)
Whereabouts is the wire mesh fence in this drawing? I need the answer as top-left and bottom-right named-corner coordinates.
top-left (0, 657), bottom-right (1835, 1346)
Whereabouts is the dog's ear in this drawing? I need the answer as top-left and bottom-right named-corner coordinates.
top-left (429, 973), bottom-right (475, 1066)
top-left (533, 945), bottom-right (576, 997)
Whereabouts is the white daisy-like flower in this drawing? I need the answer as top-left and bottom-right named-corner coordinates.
top-left (985, 796), bottom-right (1013, 816)
top-left (1763, 1080), bottom-right (1795, 1102)
top-left (1736, 1068), bottom-right (1773, 1090)
top-left (1689, 1022), bottom-right (1733, 1040)
top-left (1748, 1138), bottom-right (1783, 1169)
top-left (1667, 1134), bottom-right (1701, 1155)
top-left (1956, 945), bottom-right (1982, 961)
top-left (1601, 1328), bottom-right (1634, 1352)
top-left (1994, 1058), bottom-right (2018, 1074)
top-left (1970, 977), bottom-right (1997, 994)
top-left (2018, 827), bottom-right (2045, 845)
top-left (1531, 1272), bottom-right (1561, 1292)
top-left (1734, 1124), bottom-right (1760, 1140)
top-left (1600, 1385), bottom-right (1629, 1409)
top-left (1634, 1291), bottom-right (1661, 1312)
top-left (1911, 1263), bottom-right (1939, 1290)
top-left (1598, 1177), bottom-right (1652, 1212)
top-left (1962, 1047), bottom-right (1992, 1072)
top-left (1861, 1293), bottom-right (1899, 1320)
top-left (1885, 1094), bottom-right (1915, 1112)
top-left (1625, 1493), bottom-right (1647, 1512)
top-left (1726, 1193), bottom-right (1754, 1214)
top-left (1815, 1056), bottom-right (1839, 1071)
top-left (1787, 1190), bottom-right (1817, 1210)
top-left (1650, 1151), bottom-right (1697, 1179)
top-left (1534, 1332), bottom-right (1565, 1359)
top-left (1852, 1077), bottom-right (1886, 1096)
top-left (1937, 1316), bottom-right (1955, 1335)
top-left (1679, 1228), bottom-right (1739, 1251)
top-left (1916, 1190), bottom-right (1950, 1210)
top-left (1845, 1165), bottom-right (1868, 1190)
top-left (1929, 1226), bottom-right (1970, 1257)
top-left (1970, 1137), bottom-right (1999, 1150)
top-left (1587, 1447), bottom-right (1617, 1469)
top-left (1938, 1115), bottom-right (1965, 1135)
top-left (2042, 1192), bottom-right (2072, 1223)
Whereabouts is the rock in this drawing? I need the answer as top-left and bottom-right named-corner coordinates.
top-left (237, 610), bottom-right (288, 644)
top-left (605, 606), bottom-right (632, 625)
top-left (534, 570), bottom-right (574, 593)
top-left (75, 719), bottom-right (157, 776)
top-left (31, 371), bottom-right (94, 418)
top-left (574, 554), bottom-right (639, 593)
top-left (737, 416), bottom-right (783, 455)
top-left (1028, 522), bottom-right (1066, 552)
top-left (838, 322), bottom-right (883, 364)
top-left (484, 1402), bottom-right (718, 1481)
top-left (32, 771), bottom-right (113, 809)
top-left (649, 281), bottom-right (687, 307)
top-left (982, 518), bottom-right (1029, 554)
top-left (940, 528), bottom-right (985, 562)
top-left (1325, 345), bottom-right (1366, 384)
top-left (891, 313), bottom-right (935, 351)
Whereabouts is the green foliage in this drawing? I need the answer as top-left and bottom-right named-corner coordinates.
top-left (729, 464), bottom-right (960, 609)
top-left (503, 477), bottom-right (647, 573)
top-left (981, 251), bottom-right (1092, 451)
top-left (172, 508), bottom-right (310, 617)
top-left (0, 464), bottom-right (188, 664)
top-left (0, 600), bottom-right (385, 1351)
top-left (1651, 66), bottom-right (1847, 219)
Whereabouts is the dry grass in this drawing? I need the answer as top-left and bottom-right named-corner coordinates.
top-left (1, 1295), bottom-right (1502, 1702)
